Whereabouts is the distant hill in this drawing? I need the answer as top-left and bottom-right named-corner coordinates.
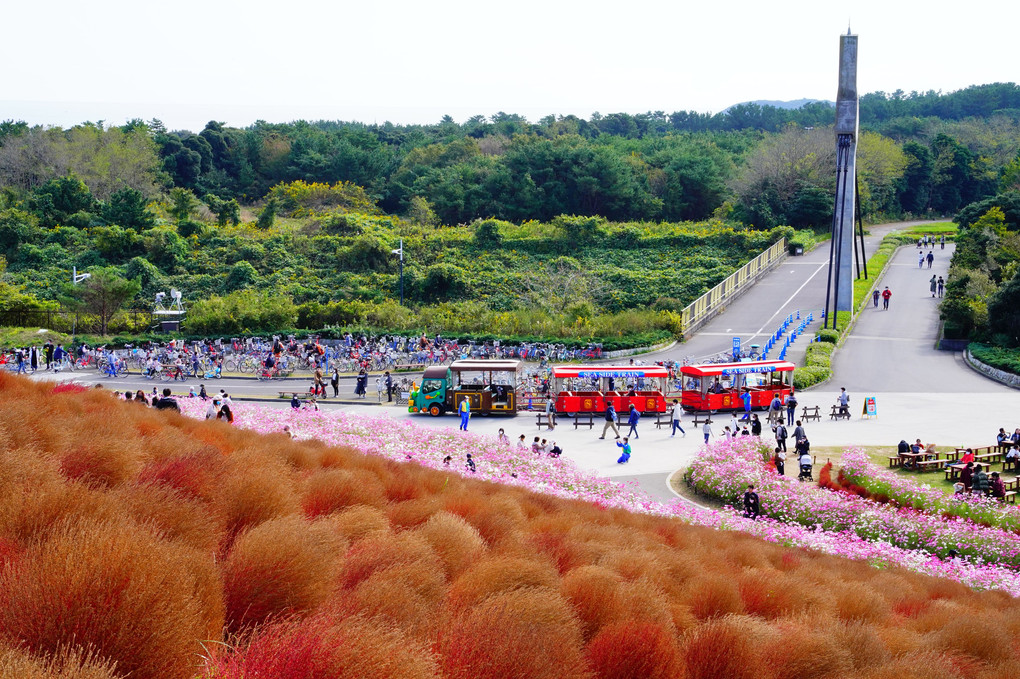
top-left (724, 98), bottom-right (834, 112)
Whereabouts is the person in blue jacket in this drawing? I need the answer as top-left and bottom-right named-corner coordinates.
top-left (740, 387), bottom-right (752, 421)
top-left (458, 396), bottom-right (470, 431)
top-left (616, 437), bottom-right (631, 464)
top-left (626, 404), bottom-right (641, 439)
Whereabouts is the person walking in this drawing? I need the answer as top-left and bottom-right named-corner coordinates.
top-left (751, 414), bottom-right (762, 436)
top-left (458, 396), bottom-right (471, 431)
top-left (872, 289), bottom-right (880, 307)
top-left (545, 396), bottom-right (557, 431)
top-left (785, 391), bottom-right (797, 426)
top-left (881, 286), bottom-right (892, 309)
top-left (616, 437), bottom-right (632, 464)
top-left (937, 276), bottom-right (945, 298)
top-left (331, 368), bottom-right (339, 397)
top-left (384, 371), bottom-right (393, 403)
top-left (44, 340), bottom-right (54, 370)
top-left (930, 275), bottom-right (937, 298)
top-left (670, 399), bottom-right (685, 437)
top-left (918, 251), bottom-right (924, 269)
top-left (773, 421), bottom-right (788, 452)
top-left (792, 420), bottom-right (807, 444)
top-left (739, 387), bottom-right (752, 421)
top-left (625, 404), bottom-right (640, 439)
top-left (926, 251), bottom-right (935, 269)
top-left (702, 419), bottom-right (714, 443)
top-left (940, 234), bottom-right (946, 250)
top-left (314, 366), bottom-right (325, 399)
top-left (600, 403), bottom-right (621, 440)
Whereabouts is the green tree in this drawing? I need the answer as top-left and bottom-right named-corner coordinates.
top-left (102, 187), bottom-right (154, 231)
top-left (225, 260), bottom-right (259, 291)
top-left (63, 267), bottom-right (141, 335)
top-left (472, 218), bottom-right (506, 248)
top-left (988, 271), bottom-right (1020, 345)
top-left (256, 196), bottom-right (278, 229)
top-left (28, 175), bottom-right (98, 227)
top-left (203, 193), bottom-right (240, 227)
top-left (168, 188), bottom-right (198, 223)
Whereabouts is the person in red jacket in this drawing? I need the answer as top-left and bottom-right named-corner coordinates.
top-left (881, 286), bottom-right (892, 310)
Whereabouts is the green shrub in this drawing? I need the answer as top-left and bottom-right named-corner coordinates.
top-left (969, 343), bottom-right (1020, 375)
top-left (793, 365), bottom-right (831, 390)
top-left (815, 328), bottom-right (839, 343)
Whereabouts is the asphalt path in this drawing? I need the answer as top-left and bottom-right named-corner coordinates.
top-left (830, 242), bottom-right (997, 393)
top-left (633, 220), bottom-right (931, 368)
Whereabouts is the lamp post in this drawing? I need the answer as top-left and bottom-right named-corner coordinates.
top-left (391, 239), bottom-right (404, 305)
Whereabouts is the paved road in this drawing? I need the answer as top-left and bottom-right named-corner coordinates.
top-left (636, 220), bottom-right (929, 367)
top-left (830, 243), bottom-right (1001, 393)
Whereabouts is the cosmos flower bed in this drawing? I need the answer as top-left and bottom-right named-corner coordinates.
top-left (685, 436), bottom-right (1020, 576)
top-left (177, 399), bottom-right (1020, 595)
top-left (838, 447), bottom-right (1020, 532)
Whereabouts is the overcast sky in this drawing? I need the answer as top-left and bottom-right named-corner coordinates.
top-left (2, 0), bottom-right (1015, 132)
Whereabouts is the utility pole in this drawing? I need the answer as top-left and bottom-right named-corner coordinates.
top-left (391, 239), bottom-right (404, 305)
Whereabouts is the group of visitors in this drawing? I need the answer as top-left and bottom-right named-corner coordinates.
top-left (120, 387), bottom-right (183, 413)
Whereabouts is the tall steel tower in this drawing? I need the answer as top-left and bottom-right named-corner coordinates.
top-left (824, 30), bottom-right (867, 329)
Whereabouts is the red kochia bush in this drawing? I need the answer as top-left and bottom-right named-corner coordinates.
top-left (437, 589), bottom-right (589, 679)
top-left (681, 616), bottom-right (764, 679)
top-left (222, 516), bottom-right (344, 631)
top-left (0, 644), bottom-right (120, 679)
top-left (208, 614), bottom-right (440, 679)
top-left (585, 621), bottom-right (684, 679)
top-left (0, 518), bottom-right (216, 679)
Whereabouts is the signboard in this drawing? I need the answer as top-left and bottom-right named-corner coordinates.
top-left (732, 336), bottom-right (741, 359)
top-left (721, 365), bottom-right (779, 376)
top-left (862, 396), bottom-right (877, 418)
top-left (577, 370), bottom-right (645, 379)
top-left (400, 391), bottom-right (411, 401)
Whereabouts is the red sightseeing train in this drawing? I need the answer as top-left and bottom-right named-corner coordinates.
top-left (550, 365), bottom-right (670, 415)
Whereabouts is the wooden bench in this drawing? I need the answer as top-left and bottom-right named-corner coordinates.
top-left (975, 452), bottom-right (1003, 465)
top-left (691, 411), bottom-right (713, 426)
top-left (1004, 457), bottom-right (1019, 473)
top-left (887, 456), bottom-right (902, 468)
top-left (654, 412), bottom-right (673, 429)
top-left (829, 405), bottom-right (851, 420)
top-left (800, 405), bottom-right (821, 423)
top-left (915, 458), bottom-right (945, 472)
top-left (1005, 491), bottom-right (1017, 504)
top-left (944, 463), bottom-right (965, 481)
top-left (279, 391), bottom-right (313, 400)
top-left (573, 412), bottom-right (595, 429)
top-left (536, 412), bottom-right (553, 429)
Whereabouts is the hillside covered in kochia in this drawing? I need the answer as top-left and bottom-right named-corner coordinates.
top-left (1, 374), bottom-right (1019, 679)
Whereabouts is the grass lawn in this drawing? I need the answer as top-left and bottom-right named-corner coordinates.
top-left (899, 222), bottom-right (958, 236)
top-left (0, 326), bottom-right (72, 348)
top-left (809, 444), bottom-right (967, 496)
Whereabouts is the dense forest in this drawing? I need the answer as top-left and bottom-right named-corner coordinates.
top-left (1, 82), bottom-right (1019, 338)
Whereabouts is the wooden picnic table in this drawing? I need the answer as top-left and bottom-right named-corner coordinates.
top-left (899, 451), bottom-right (941, 471)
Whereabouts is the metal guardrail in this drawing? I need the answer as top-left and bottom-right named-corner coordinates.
top-left (680, 238), bottom-right (788, 339)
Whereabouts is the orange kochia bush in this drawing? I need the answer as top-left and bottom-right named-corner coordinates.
top-left (0, 373), bottom-right (1019, 679)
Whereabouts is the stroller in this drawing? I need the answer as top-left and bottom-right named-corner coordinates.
top-left (796, 443), bottom-right (813, 482)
